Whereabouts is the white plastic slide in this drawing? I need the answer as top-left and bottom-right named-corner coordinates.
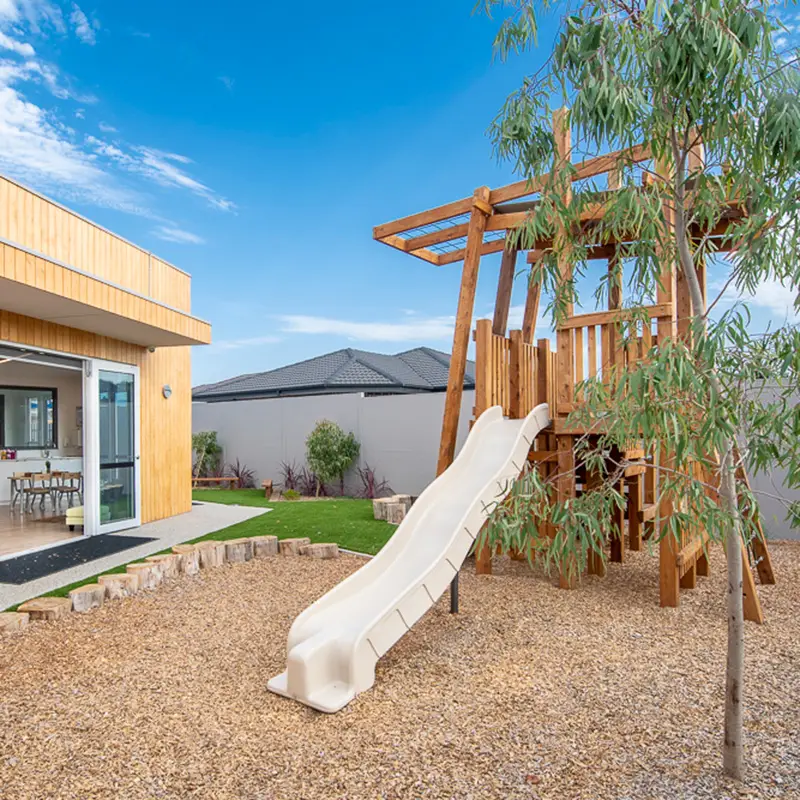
top-left (267, 403), bottom-right (551, 713)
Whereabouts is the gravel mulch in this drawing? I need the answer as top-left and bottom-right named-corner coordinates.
top-left (0, 542), bottom-right (798, 800)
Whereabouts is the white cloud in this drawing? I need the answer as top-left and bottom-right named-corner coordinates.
top-left (0, 30), bottom-right (34, 55)
top-left (0, 0), bottom-right (64, 34)
top-left (151, 225), bottom-right (205, 245)
top-left (73, 106), bottom-right (83, 118)
top-left (277, 314), bottom-right (456, 342)
top-left (84, 136), bottom-right (235, 211)
top-left (97, 120), bottom-right (116, 132)
top-left (69, 3), bottom-right (97, 45)
top-left (0, 81), bottom-right (145, 213)
top-left (711, 276), bottom-right (800, 323)
top-left (218, 75), bottom-right (234, 91)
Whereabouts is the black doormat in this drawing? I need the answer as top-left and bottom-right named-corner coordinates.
top-left (0, 535), bottom-right (156, 585)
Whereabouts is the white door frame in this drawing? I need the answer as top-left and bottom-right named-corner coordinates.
top-left (83, 358), bottom-right (141, 535)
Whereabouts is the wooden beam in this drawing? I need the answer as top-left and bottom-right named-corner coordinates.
top-left (487, 143), bottom-right (651, 206)
top-left (404, 222), bottom-right (469, 252)
top-left (492, 247), bottom-right (518, 336)
top-left (373, 196), bottom-right (473, 240)
top-left (436, 186), bottom-right (492, 477)
top-left (436, 237), bottom-right (507, 266)
top-left (557, 303), bottom-right (672, 330)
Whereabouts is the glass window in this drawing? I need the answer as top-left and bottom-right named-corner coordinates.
top-left (0, 387), bottom-right (57, 449)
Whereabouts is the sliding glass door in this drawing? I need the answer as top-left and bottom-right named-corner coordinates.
top-left (84, 360), bottom-right (141, 535)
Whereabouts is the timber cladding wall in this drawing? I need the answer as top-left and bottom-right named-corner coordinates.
top-left (0, 309), bottom-right (192, 524)
top-left (0, 176), bottom-right (191, 312)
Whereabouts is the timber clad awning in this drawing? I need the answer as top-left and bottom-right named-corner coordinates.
top-left (0, 239), bottom-right (211, 347)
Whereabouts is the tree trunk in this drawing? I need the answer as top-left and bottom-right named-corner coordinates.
top-left (671, 141), bottom-right (745, 780)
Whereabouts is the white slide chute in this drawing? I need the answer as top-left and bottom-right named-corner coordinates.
top-left (268, 403), bottom-right (551, 712)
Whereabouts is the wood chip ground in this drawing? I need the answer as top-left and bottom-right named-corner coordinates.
top-left (0, 542), bottom-right (798, 799)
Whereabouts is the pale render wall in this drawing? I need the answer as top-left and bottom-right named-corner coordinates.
top-left (192, 391), bottom-right (476, 497)
top-left (193, 389), bottom-right (800, 540)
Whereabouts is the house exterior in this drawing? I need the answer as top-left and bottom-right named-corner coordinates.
top-left (0, 173), bottom-right (210, 549)
top-left (192, 348), bottom-right (475, 497)
top-left (192, 347), bottom-right (475, 402)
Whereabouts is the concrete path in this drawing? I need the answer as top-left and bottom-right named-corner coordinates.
top-left (0, 501), bottom-right (268, 610)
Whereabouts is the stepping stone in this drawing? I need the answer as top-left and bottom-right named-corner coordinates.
top-left (145, 554), bottom-right (179, 579)
top-left (0, 612), bottom-right (29, 633)
top-left (225, 538), bottom-right (253, 563)
top-left (372, 497), bottom-right (394, 520)
top-left (18, 597), bottom-right (72, 621)
top-left (252, 535), bottom-right (278, 558)
top-left (171, 544), bottom-right (200, 575)
top-left (126, 562), bottom-right (162, 590)
top-left (196, 541), bottom-right (225, 569)
top-left (69, 584), bottom-right (105, 613)
top-left (98, 573), bottom-right (139, 600)
top-left (279, 537), bottom-right (311, 556)
top-left (300, 543), bottom-right (339, 559)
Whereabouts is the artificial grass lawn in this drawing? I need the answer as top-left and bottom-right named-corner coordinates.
top-left (189, 489), bottom-right (396, 555)
top-left (5, 492), bottom-right (393, 609)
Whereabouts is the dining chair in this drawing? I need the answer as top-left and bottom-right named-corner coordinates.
top-left (9, 472), bottom-right (29, 511)
top-left (23, 473), bottom-right (53, 511)
top-left (54, 472), bottom-right (83, 508)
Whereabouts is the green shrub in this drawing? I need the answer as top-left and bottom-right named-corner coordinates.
top-left (305, 420), bottom-right (361, 496)
top-left (283, 489), bottom-right (301, 501)
top-left (192, 431), bottom-right (222, 477)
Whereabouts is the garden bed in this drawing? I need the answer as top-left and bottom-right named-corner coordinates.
top-left (0, 542), bottom-right (797, 798)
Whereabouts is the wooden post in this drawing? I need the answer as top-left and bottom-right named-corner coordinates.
top-left (585, 467), bottom-right (607, 577)
top-left (628, 472), bottom-right (642, 551)
top-left (493, 246), bottom-right (518, 336)
top-left (741, 541), bottom-right (764, 624)
top-left (509, 329), bottom-right (523, 420)
top-left (610, 477), bottom-right (626, 563)
top-left (556, 435), bottom-right (577, 588)
top-left (553, 108), bottom-right (574, 420)
top-left (473, 319), bottom-right (492, 421)
top-left (644, 454), bottom-right (656, 540)
top-left (522, 253), bottom-right (543, 344)
top-left (436, 187), bottom-right (492, 476)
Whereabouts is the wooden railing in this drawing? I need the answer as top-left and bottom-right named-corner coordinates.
top-left (473, 319), bottom-right (557, 420)
top-left (556, 304), bottom-right (671, 415)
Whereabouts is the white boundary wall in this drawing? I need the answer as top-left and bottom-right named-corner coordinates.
top-left (192, 391), bottom-right (475, 498)
top-left (193, 389), bottom-right (799, 540)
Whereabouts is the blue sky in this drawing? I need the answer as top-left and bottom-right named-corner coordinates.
top-left (0, 0), bottom-right (797, 386)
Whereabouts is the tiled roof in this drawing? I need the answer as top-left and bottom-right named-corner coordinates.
top-left (192, 347), bottom-right (475, 401)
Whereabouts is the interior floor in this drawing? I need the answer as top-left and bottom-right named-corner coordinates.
top-left (0, 504), bottom-right (81, 560)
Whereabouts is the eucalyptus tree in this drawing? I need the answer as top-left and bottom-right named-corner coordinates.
top-left (480, 0), bottom-right (800, 779)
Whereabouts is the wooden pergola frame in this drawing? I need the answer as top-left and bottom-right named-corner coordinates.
top-left (373, 107), bottom-right (772, 621)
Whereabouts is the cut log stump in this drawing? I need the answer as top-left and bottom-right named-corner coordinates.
top-left (253, 535), bottom-right (279, 558)
top-left (279, 537), bottom-right (311, 556)
top-left (18, 596), bottom-right (73, 621)
top-left (69, 583), bottom-right (105, 613)
top-left (300, 543), bottom-right (339, 559)
top-left (0, 611), bottom-right (29, 633)
top-left (98, 573), bottom-right (139, 600)
top-left (225, 538), bottom-right (254, 563)
top-left (171, 544), bottom-right (200, 575)
top-left (145, 554), bottom-right (179, 579)
top-left (126, 562), bottom-right (162, 590)
top-left (196, 541), bottom-right (225, 569)
top-left (386, 502), bottom-right (407, 525)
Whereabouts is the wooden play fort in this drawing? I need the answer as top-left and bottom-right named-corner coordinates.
top-left (374, 109), bottom-right (775, 622)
